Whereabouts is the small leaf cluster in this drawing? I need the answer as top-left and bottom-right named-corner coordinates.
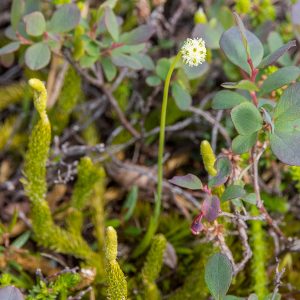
top-left (213, 14), bottom-right (300, 166)
top-left (0, 0), bottom-right (155, 74)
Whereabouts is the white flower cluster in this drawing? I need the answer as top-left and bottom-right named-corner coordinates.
top-left (181, 38), bottom-right (206, 67)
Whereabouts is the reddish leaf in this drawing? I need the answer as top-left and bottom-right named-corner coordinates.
top-left (202, 195), bottom-right (220, 222)
top-left (190, 213), bottom-right (204, 235)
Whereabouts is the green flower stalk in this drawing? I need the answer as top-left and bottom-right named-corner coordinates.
top-left (105, 226), bottom-right (127, 300)
top-left (134, 38), bottom-right (207, 257)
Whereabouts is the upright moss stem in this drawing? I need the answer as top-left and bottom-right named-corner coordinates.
top-left (133, 52), bottom-right (181, 257)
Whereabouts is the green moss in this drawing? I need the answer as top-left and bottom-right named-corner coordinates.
top-left (0, 82), bottom-right (26, 111)
top-left (22, 79), bottom-right (103, 277)
top-left (50, 66), bottom-right (81, 136)
top-left (169, 246), bottom-right (210, 299)
top-left (141, 234), bottom-right (167, 299)
top-left (250, 206), bottom-right (268, 298)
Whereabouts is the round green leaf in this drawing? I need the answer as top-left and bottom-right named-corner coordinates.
top-left (155, 58), bottom-right (171, 80)
top-left (220, 26), bottom-right (264, 74)
top-left (231, 102), bottom-right (263, 135)
top-left (259, 66), bottom-right (300, 96)
top-left (0, 42), bottom-right (20, 55)
top-left (232, 133), bottom-right (257, 154)
top-left (23, 11), bottom-right (46, 36)
top-left (270, 130), bottom-right (300, 166)
top-left (171, 82), bottom-right (192, 111)
top-left (208, 156), bottom-right (232, 188)
top-left (221, 185), bottom-right (246, 202)
top-left (205, 253), bottom-right (233, 300)
top-left (146, 75), bottom-right (161, 87)
top-left (48, 4), bottom-right (80, 33)
top-left (212, 90), bottom-right (248, 110)
top-left (183, 62), bottom-right (209, 80)
top-left (273, 83), bottom-right (300, 130)
top-left (270, 83), bottom-right (300, 165)
top-left (25, 42), bottom-right (51, 70)
top-left (169, 174), bottom-right (203, 190)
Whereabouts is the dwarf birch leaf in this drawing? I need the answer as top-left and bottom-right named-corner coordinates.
top-left (146, 76), bottom-right (161, 87)
top-left (259, 40), bottom-right (296, 68)
top-left (208, 156), bottom-right (232, 187)
top-left (221, 80), bottom-right (258, 92)
top-left (101, 57), bottom-right (117, 81)
top-left (231, 102), bottom-right (263, 135)
top-left (233, 12), bottom-right (249, 57)
top-left (267, 32), bottom-right (293, 66)
top-left (232, 133), bottom-right (257, 154)
top-left (134, 53), bottom-right (155, 70)
top-left (0, 42), bottom-right (20, 55)
top-left (241, 193), bottom-right (256, 205)
top-left (111, 54), bottom-right (142, 70)
top-left (270, 130), bottom-right (300, 166)
top-left (11, 0), bottom-right (25, 30)
top-left (171, 82), bottom-right (192, 111)
top-left (104, 7), bottom-right (119, 41)
top-left (270, 83), bottom-right (300, 165)
top-left (212, 90), bottom-right (248, 110)
top-left (156, 58), bottom-right (171, 80)
top-left (259, 66), bottom-right (300, 96)
top-left (120, 25), bottom-right (155, 44)
top-left (25, 42), bottom-right (51, 70)
top-left (221, 185), bottom-right (246, 202)
top-left (205, 253), bottom-right (233, 300)
top-left (48, 4), bottom-right (80, 33)
top-left (169, 174), bottom-right (203, 190)
top-left (23, 11), bottom-right (46, 36)
top-left (220, 26), bottom-right (263, 74)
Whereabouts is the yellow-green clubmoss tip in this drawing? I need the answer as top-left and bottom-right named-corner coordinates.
top-left (28, 78), bottom-right (47, 115)
top-left (28, 78), bottom-right (46, 93)
top-left (200, 140), bottom-right (217, 177)
top-left (106, 226), bottom-right (118, 262)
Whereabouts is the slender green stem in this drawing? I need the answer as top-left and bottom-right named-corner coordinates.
top-left (155, 52), bottom-right (182, 219)
top-left (133, 52), bottom-right (181, 257)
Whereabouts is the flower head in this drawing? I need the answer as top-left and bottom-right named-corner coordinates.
top-left (181, 38), bottom-right (206, 67)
